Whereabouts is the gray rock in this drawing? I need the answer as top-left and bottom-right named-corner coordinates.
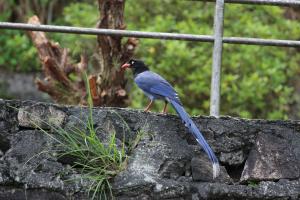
top-left (193, 179), bottom-right (300, 200)
top-left (0, 161), bottom-right (10, 184)
top-left (112, 115), bottom-right (194, 199)
top-left (191, 155), bottom-right (232, 183)
top-left (3, 130), bottom-right (89, 198)
top-left (219, 150), bottom-right (245, 166)
top-left (0, 99), bottom-right (19, 134)
top-left (18, 104), bottom-right (66, 129)
top-left (241, 132), bottom-right (300, 182)
top-left (0, 187), bottom-right (66, 200)
top-left (4, 130), bottom-right (64, 189)
top-left (65, 107), bottom-right (136, 143)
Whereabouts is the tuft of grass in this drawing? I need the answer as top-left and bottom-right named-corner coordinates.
top-left (19, 108), bottom-right (128, 199)
top-left (54, 74), bottom-right (128, 199)
top-left (55, 115), bottom-right (127, 199)
top-left (247, 180), bottom-right (259, 188)
top-left (13, 74), bottom-right (129, 199)
top-left (128, 129), bottom-right (145, 153)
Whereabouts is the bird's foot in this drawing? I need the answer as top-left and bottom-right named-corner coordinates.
top-left (160, 111), bottom-right (167, 115)
top-left (144, 100), bottom-right (153, 113)
top-left (161, 102), bottom-right (168, 115)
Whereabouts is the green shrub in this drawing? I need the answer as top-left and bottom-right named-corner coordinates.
top-left (0, 9), bottom-right (39, 72)
top-left (51, 2), bottom-right (98, 59)
top-left (125, 1), bottom-right (300, 119)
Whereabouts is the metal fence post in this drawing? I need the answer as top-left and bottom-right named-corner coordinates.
top-left (210, 0), bottom-right (225, 117)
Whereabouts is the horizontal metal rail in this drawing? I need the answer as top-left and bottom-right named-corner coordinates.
top-left (224, 37), bottom-right (300, 47)
top-left (0, 22), bottom-right (214, 42)
top-left (199, 0), bottom-right (300, 6)
top-left (0, 22), bottom-right (299, 48)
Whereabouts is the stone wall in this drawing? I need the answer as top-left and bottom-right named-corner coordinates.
top-left (0, 99), bottom-right (299, 199)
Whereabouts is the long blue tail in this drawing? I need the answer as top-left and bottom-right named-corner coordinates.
top-left (169, 100), bottom-right (220, 178)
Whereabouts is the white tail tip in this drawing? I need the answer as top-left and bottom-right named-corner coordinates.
top-left (213, 163), bottom-right (220, 179)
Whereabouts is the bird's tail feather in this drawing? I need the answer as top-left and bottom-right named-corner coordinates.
top-left (169, 100), bottom-right (220, 178)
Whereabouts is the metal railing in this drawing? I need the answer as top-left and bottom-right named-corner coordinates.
top-left (203, 0), bottom-right (300, 6)
top-left (207, 0), bottom-right (299, 116)
top-left (0, 0), bottom-right (299, 116)
top-left (1, 22), bottom-right (299, 47)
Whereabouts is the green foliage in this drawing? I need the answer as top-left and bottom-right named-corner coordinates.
top-left (0, 1), bottom-right (97, 72)
top-left (51, 2), bottom-right (98, 59)
top-left (0, 10), bottom-right (39, 72)
top-left (125, 1), bottom-right (300, 119)
top-left (61, 2), bottom-right (98, 27)
top-left (0, 30), bottom-right (39, 72)
top-left (2, 0), bottom-right (300, 119)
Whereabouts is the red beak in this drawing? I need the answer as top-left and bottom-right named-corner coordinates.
top-left (121, 63), bottom-right (130, 70)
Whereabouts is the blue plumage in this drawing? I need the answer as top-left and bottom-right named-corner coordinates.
top-left (122, 59), bottom-right (220, 178)
top-left (135, 71), bottom-right (181, 105)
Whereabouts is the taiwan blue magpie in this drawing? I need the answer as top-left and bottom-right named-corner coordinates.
top-left (122, 59), bottom-right (220, 178)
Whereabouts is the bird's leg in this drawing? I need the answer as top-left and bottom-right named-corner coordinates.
top-left (161, 101), bottom-right (168, 114)
top-left (144, 100), bottom-right (154, 112)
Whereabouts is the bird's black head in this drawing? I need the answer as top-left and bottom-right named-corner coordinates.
top-left (121, 59), bottom-right (149, 76)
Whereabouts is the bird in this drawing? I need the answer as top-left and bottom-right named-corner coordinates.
top-left (121, 59), bottom-right (220, 179)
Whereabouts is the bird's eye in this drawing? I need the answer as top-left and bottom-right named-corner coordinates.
top-left (131, 61), bottom-right (135, 65)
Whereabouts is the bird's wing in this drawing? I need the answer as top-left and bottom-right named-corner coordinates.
top-left (135, 71), bottom-right (182, 104)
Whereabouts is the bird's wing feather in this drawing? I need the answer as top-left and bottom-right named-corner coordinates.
top-left (135, 71), bottom-right (181, 104)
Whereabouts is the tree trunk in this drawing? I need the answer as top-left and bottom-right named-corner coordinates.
top-left (27, 0), bottom-right (137, 107)
top-left (28, 16), bottom-right (87, 105)
top-left (95, 0), bottom-right (138, 107)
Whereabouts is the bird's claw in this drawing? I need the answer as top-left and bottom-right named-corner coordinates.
top-left (160, 111), bottom-right (167, 115)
